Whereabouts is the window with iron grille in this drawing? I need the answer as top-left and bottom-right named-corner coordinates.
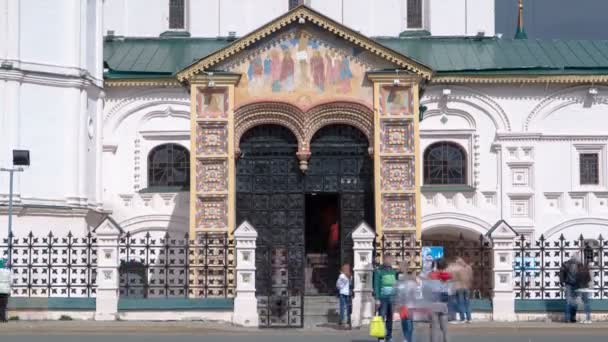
top-left (169, 0), bottom-right (185, 29)
top-left (424, 142), bottom-right (467, 185)
top-left (580, 153), bottom-right (599, 185)
top-left (407, 0), bottom-right (423, 28)
top-left (148, 143), bottom-right (190, 189)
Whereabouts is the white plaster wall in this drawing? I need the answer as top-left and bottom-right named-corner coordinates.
top-left (102, 87), bottom-right (191, 234)
top-left (102, 0), bottom-right (495, 38)
top-left (0, 0), bottom-right (104, 217)
top-left (420, 84), bottom-right (608, 242)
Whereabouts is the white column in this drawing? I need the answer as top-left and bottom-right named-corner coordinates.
top-left (351, 221), bottom-right (375, 328)
top-left (489, 220), bottom-right (517, 321)
top-left (233, 221), bottom-right (259, 327)
top-left (94, 217), bottom-right (121, 321)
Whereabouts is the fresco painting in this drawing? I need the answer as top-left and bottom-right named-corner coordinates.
top-left (380, 86), bottom-right (412, 115)
top-left (222, 28), bottom-right (379, 108)
top-left (196, 91), bottom-right (227, 117)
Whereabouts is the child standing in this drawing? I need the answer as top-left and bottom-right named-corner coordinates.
top-left (336, 263), bottom-right (352, 329)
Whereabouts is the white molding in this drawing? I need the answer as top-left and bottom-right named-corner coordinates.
top-left (139, 130), bottom-right (190, 140)
top-left (0, 62), bottom-right (103, 89)
top-left (497, 132), bottom-right (608, 142)
top-left (543, 217), bottom-right (608, 239)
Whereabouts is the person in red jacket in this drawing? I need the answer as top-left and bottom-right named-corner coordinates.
top-left (427, 258), bottom-right (451, 342)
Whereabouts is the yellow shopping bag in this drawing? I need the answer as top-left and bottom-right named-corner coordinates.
top-left (369, 315), bottom-right (386, 338)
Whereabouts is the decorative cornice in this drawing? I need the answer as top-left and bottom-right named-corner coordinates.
top-left (496, 132), bottom-right (608, 142)
top-left (176, 5), bottom-right (432, 82)
top-left (104, 78), bottom-right (181, 87)
top-left (431, 74), bottom-right (608, 84)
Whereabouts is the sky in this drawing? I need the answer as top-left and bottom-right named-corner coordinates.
top-left (495, 0), bottom-right (608, 40)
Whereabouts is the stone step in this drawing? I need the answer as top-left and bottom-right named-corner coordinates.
top-left (303, 296), bottom-right (342, 328)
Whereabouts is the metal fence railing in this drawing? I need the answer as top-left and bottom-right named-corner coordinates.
top-left (0, 231), bottom-right (98, 298)
top-left (514, 234), bottom-right (607, 300)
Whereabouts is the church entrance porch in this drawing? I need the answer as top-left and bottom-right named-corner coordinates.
top-left (236, 123), bottom-right (373, 327)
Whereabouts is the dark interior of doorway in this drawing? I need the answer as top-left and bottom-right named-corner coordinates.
top-left (305, 193), bottom-right (340, 296)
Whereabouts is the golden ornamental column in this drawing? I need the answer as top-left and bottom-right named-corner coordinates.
top-left (368, 74), bottom-right (422, 257)
top-left (189, 73), bottom-right (240, 297)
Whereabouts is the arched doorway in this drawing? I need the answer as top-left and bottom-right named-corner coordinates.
top-left (305, 124), bottom-right (373, 295)
top-left (236, 123), bottom-right (373, 327)
top-left (422, 227), bottom-right (493, 299)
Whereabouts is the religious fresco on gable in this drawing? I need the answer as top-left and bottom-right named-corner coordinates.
top-left (218, 26), bottom-right (394, 109)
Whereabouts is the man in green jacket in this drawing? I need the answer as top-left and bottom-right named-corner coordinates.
top-left (374, 254), bottom-right (398, 342)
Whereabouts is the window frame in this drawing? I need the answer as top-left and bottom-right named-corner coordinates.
top-left (406, 0), bottom-right (424, 30)
top-left (580, 153), bottom-right (600, 185)
top-left (168, 0), bottom-right (187, 31)
top-left (571, 144), bottom-right (606, 191)
top-left (423, 141), bottom-right (468, 186)
top-left (147, 143), bottom-right (191, 190)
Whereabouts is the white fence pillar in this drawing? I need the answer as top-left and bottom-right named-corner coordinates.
top-left (351, 222), bottom-right (376, 328)
top-left (233, 221), bottom-right (259, 327)
top-left (94, 218), bottom-right (121, 321)
top-left (488, 220), bottom-right (517, 321)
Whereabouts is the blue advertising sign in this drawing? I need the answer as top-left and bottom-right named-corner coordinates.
top-left (421, 246), bottom-right (444, 275)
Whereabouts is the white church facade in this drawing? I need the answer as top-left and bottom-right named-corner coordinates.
top-left (1, 0), bottom-right (608, 324)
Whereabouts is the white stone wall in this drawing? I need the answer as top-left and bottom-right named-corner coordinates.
top-left (421, 84), bottom-right (608, 241)
top-left (0, 0), bottom-right (104, 235)
top-left (102, 86), bottom-right (191, 235)
top-left (102, 0), bottom-right (495, 38)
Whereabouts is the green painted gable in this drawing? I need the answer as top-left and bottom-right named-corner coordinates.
top-left (104, 36), bottom-right (608, 79)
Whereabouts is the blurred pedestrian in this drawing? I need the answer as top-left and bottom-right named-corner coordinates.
top-left (427, 258), bottom-right (451, 342)
top-left (560, 252), bottom-right (581, 323)
top-left (336, 263), bottom-right (352, 329)
top-left (576, 260), bottom-right (593, 324)
top-left (0, 258), bottom-right (11, 323)
top-left (450, 257), bottom-right (473, 323)
top-left (394, 261), bottom-right (417, 342)
top-left (374, 255), bottom-right (398, 342)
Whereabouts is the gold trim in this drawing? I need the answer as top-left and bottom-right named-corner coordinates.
top-left (177, 5), bottom-right (432, 82)
top-left (189, 83), bottom-right (197, 239)
top-left (413, 83), bottom-right (422, 240)
top-left (104, 78), bottom-right (181, 87)
top-left (373, 82), bottom-right (383, 238)
top-left (227, 84), bottom-right (236, 238)
top-left (431, 74), bottom-right (608, 84)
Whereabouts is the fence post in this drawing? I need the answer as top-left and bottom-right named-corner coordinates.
top-left (488, 220), bottom-right (517, 321)
top-left (351, 221), bottom-right (375, 327)
top-left (233, 221), bottom-right (258, 327)
top-left (94, 218), bottom-right (121, 321)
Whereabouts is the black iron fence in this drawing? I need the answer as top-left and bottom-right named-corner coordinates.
top-left (0, 231), bottom-right (98, 298)
top-left (375, 233), bottom-right (494, 299)
top-left (118, 231), bottom-right (235, 298)
top-left (514, 234), bottom-right (608, 300)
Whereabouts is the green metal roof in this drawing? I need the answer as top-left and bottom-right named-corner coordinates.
top-left (104, 36), bottom-right (608, 79)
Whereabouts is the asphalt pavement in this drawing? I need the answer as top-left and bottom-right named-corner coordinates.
top-left (1, 321), bottom-right (608, 342)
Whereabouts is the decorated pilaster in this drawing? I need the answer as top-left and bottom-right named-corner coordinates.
top-left (368, 74), bottom-right (422, 245)
top-left (233, 221), bottom-right (259, 327)
top-left (488, 220), bottom-right (518, 321)
top-left (188, 73), bottom-right (240, 297)
top-left (94, 217), bottom-right (121, 321)
top-left (351, 222), bottom-right (376, 327)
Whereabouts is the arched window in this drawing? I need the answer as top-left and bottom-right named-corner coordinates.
top-left (424, 142), bottom-right (467, 185)
top-left (148, 144), bottom-right (190, 189)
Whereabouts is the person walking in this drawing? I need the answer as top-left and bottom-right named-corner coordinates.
top-left (576, 260), bottom-right (593, 324)
top-left (559, 253), bottom-right (581, 323)
top-left (374, 255), bottom-right (398, 342)
top-left (336, 263), bottom-right (352, 329)
top-left (0, 258), bottom-right (11, 323)
top-left (394, 262), bottom-right (417, 342)
top-left (427, 258), bottom-right (451, 342)
top-left (450, 257), bottom-right (473, 323)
